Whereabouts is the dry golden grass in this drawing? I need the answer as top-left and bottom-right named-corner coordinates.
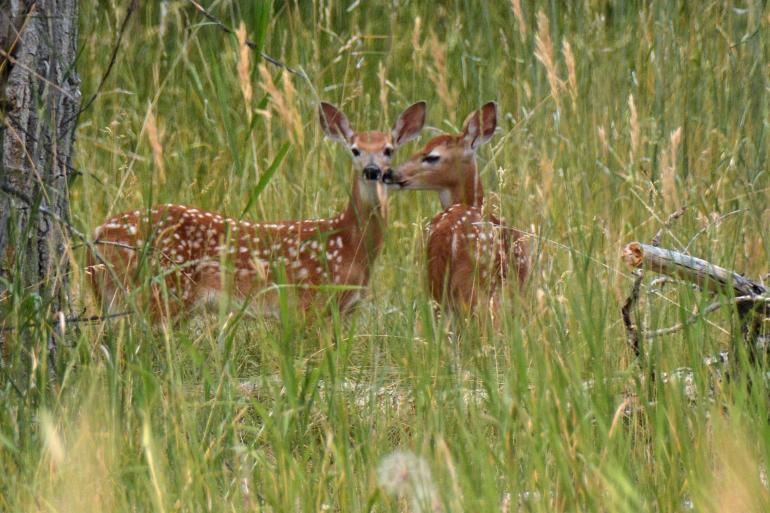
top-left (236, 21), bottom-right (253, 122)
top-left (535, 10), bottom-right (560, 109)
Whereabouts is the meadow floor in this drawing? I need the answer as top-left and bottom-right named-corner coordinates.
top-left (3, 1), bottom-right (770, 511)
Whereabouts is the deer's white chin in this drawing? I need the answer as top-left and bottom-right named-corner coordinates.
top-left (438, 189), bottom-right (453, 209)
top-left (357, 178), bottom-right (388, 207)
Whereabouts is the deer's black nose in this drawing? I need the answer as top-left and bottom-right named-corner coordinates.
top-left (382, 168), bottom-right (395, 184)
top-left (362, 165), bottom-right (381, 180)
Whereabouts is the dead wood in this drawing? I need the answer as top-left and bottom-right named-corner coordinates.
top-left (622, 242), bottom-right (766, 298)
top-left (621, 241), bottom-right (770, 371)
top-left (621, 208), bottom-right (687, 360)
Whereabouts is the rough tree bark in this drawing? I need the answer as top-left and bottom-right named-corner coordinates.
top-left (0, 1), bottom-right (80, 336)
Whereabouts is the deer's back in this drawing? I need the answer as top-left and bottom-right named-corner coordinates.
top-left (426, 204), bottom-right (528, 311)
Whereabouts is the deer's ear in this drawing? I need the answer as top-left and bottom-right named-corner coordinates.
top-left (462, 102), bottom-right (497, 151)
top-left (392, 101), bottom-right (427, 147)
top-left (319, 102), bottom-right (355, 143)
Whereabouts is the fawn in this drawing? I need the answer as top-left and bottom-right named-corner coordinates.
top-left (87, 101), bottom-right (427, 320)
top-left (384, 102), bottom-right (528, 315)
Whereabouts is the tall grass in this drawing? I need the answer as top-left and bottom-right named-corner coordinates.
top-left (2, 1), bottom-right (770, 511)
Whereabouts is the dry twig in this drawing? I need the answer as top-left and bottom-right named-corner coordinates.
top-left (622, 207), bottom-right (687, 358)
top-left (64, 0), bottom-right (138, 125)
top-left (1, 311), bottom-right (131, 334)
top-left (0, 184), bottom-right (144, 329)
top-left (186, 0), bottom-right (309, 80)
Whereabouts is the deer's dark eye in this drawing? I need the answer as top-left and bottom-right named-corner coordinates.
top-left (351, 148), bottom-right (361, 157)
top-left (383, 147), bottom-right (393, 157)
top-left (422, 154), bottom-right (440, 164)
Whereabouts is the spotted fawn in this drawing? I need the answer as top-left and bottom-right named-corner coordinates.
top-left (88, 101), bottom-right (427, 320)
top-left (385, 102), bottom-right (528, 315)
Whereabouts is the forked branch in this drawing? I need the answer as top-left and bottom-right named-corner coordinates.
top-left (621, 207), bottom-right (687, 358)
top-left (621, 242), bottom-right (769, 342)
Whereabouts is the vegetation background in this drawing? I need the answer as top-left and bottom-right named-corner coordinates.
top-left (2, 0), bottom-right (770, 511)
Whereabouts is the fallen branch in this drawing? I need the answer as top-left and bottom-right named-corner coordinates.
top-left (622, 207), bottom-right (687, 359)
top-left (621, 270), bottom-right (643, 357)
top-left (621, 242), bottom-right (766, 297)
top-left (622, 240), bottom-right (770, 364)
top-left (645, 295), bottom-right (765, 339)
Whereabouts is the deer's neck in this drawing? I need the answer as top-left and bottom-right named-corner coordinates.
top-left (337, 177), bottom-right (387, 264)
top-left (441, 160), bottom-right (484, 210)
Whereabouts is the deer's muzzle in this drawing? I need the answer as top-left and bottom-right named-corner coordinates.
top-left (362, 165), bottom-right (382, 180)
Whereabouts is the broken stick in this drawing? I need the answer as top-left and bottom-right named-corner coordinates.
top-left (622, 242), bottom-right (766, 297)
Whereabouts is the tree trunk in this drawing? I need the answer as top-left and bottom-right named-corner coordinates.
top-left (0, 1), bottom-right (80, 347)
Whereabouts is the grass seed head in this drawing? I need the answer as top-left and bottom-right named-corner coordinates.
top-left (145, 105), bottom-right (165, 184)
top-left (236, 21), bottom-right (253, 122)
top-left (511, 0), bottom-right (527, 42)
top-left (535, 11), bottom-right (560, 110)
